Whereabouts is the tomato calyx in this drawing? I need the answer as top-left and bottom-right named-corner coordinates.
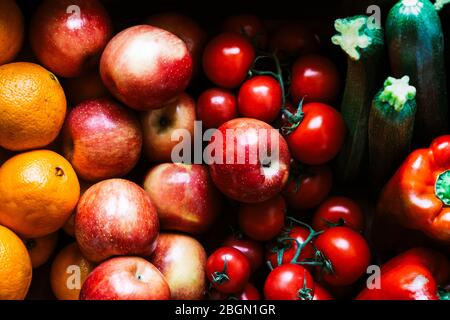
top-left (281, 98), bottom-right (305, 136)
top-left (321, 217), bottom-right (346, 228)
top-left (438, 286), bottom-right (450, 300)
top-left (212, 259), bottom-right (230, 285)
top-left (297, 269), bottom-right (314, 301)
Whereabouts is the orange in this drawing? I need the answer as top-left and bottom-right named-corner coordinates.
top-left (0, 0), bottom-right (24, 65)
top-left (0, 62), bottom-right (67, 151)
top-left (50, 242), bottom-right (95, 300)
top-left (0, 150), bottom-right (80, 238)
top-left (23, 232), bottom-right (59, 268)
top-left (0, 225), bottom-right (32, 300)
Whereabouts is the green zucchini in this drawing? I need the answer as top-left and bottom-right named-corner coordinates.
top-left (386, 0), bottom-right (449, 145)
top-left (368, 76), bottom-right (417, 194)
top-left (331, 15), bottom-right (385, 184)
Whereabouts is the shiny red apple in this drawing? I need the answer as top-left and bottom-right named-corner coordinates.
top-left (63, 98), bottom-right (142, 182)
top-left (79, 256), bottom-right (170, 300)
top-left (141, 93), bottom-right (195, 163)
top-left (100, 25), bottom-right (193, 110)
top-left (145, 12), bottom-right (206, 75)
top-left (75, 179), bottom-right (159, 262)
top-left (143, 163), bottom-right (222, 234)
top-left (30, 0), bottom-right (112, 77)
top-left (150, 233), bottom-right (207, 300)
top-left (208, 118), bottom-right (291, 203)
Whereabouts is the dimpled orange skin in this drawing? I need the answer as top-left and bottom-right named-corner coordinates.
top-left (0, 0), bottom-right (24, 65)
top-left (23, 232), bottom-right (59, 268)
top-left (0, 62), bottom-right (67, 151)
top-left (0, 225), bottom-right (32, 300)
top-left (50, 242), bottom-right (95, 300)
top-left (0, 150), bottom-right (80, 238)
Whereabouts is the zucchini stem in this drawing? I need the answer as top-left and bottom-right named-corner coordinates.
top-left (379, 76), bottom-right (416, 112)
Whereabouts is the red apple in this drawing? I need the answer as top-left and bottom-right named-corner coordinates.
top-left (150, 233), bottom-right (207, 300)
top-left (145, 12), bottom-right (207, 75)
top-left (208, 118), bottom-right (291, 203)
top-left (100, 25), bottom-right (193, 110)
top-left (141, 93), bottom-right (195, 163)
top-left (143, 163), bottom-right (222, 234)
top-left (63, 98), bottom-right (143, 181)
top-left (75, 179), bottom-right (159, 262)
top-left (30, 0), bottom-right (113, 78)
top-left (79, 256), bottom-right (170, 300)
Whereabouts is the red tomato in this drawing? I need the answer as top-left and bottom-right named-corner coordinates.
top-left (223, 235), bottom-right (264, 272)
top-left (237, 75), bottom-right (282, 123)
top-left (290, 55), bottom-right (341, 105)
top-left (266, 226), bottom-right (315, 267)
top-left (203, 33), bottom-right (255, 88)
top-left (197, 88), bottom-right (238, 129)
top-left (222, 14), bottom-right (268, 49)
top-left (206, 247), bottom-right (251, 294)
top-left (312, 196), bottom-right (365, 232)
top-left (238, 195), bottom-right (286, 241)
top-left (285, 102), bottom-right (346, 165)
top-left (282, 165), bottom-right (333, 210)
top-left (269, 22), bottom-right (320, 60)
top-left (314, 227), bottom-right (371, 286)
top-left (209, 282), bottom-right (261, 300)
top-left (313, 283), bottom-right (334, 300)
top-left (264, 264), bottom-right (315, 300)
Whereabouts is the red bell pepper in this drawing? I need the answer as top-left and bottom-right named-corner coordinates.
top-left (356, 247), bottom-right (450, 300)
top-left (377, 135), bottom-right (450, 243)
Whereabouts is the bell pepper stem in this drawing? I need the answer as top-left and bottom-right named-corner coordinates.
top-left (435, 170), bottom-right (450, 205)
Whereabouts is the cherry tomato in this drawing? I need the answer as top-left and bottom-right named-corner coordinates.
top-left (264, 264), bottom-right (315, 300)
top-left (203, 33), bottom-right (255, 88)
top-left (269, 22), bottom-right (320, 60)
top-left (285, 102), bottom-right (346, 165)
top-left (222, 14), bottom-right (268, 49)
top-left (290, 55), bottom-right (340, 105)
top-left (282, 164), bottom-right (333, 210)
top-left (313, 283), bottom-right (334, 300)
top-left (238, 195), bottom-right (286, 241)
top-left (237, 75), bottom-right (282, 123)
top-left (197, 88), bottom-right (238, 129)
top-left (314, 227), bottom-right (371, 286)
top-left (223, 235), bottom-right (264, 272)
top-left (209, 282), bottom-right (261, 300)
top-left (266, 226), bottom-right (315, 267)
top-left (206, 247), bottom-right (251, 294)
top-left (312, 196), bottom-right (365, 232)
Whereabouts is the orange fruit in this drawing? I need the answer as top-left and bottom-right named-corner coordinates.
top-left (0, 150), bottom-right (80, 238)
top-left (0, 62), bottom-right (67, 151)
top-left (23, 232), bottom-right (59, 268)
top-left (0, 0), bottom-right (24, 65)
top-left (0, 224), bottom-right (32, 300)
top-left (50, 242), bottom-right (95, 300)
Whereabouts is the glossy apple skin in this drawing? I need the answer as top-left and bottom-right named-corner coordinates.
top-left (197, 88), bottom-right (238, 129)
top-left (100, 25), bottom-right (193, 110)
top-left (30, 0), bottom-right (112, 78)
top-left (150, 233), bottom-right (207, 300)
top-left (143, 163), bottom-right (222, 234)
top-left (63, 98), bottom-right (143, 182)
top-left (208, 118), bottom-right (291, 203)
top-left (141, 93), bottom-right (195, 163)
top-left (145, 12), bottom-right (206, 75)
top-left (80, 256), bottom-right (170, 300)
top-left (75, 179), bottom-right (159, 262)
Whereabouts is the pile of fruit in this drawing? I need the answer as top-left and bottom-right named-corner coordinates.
top-left (0, 0), bottom-right (449, 301)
